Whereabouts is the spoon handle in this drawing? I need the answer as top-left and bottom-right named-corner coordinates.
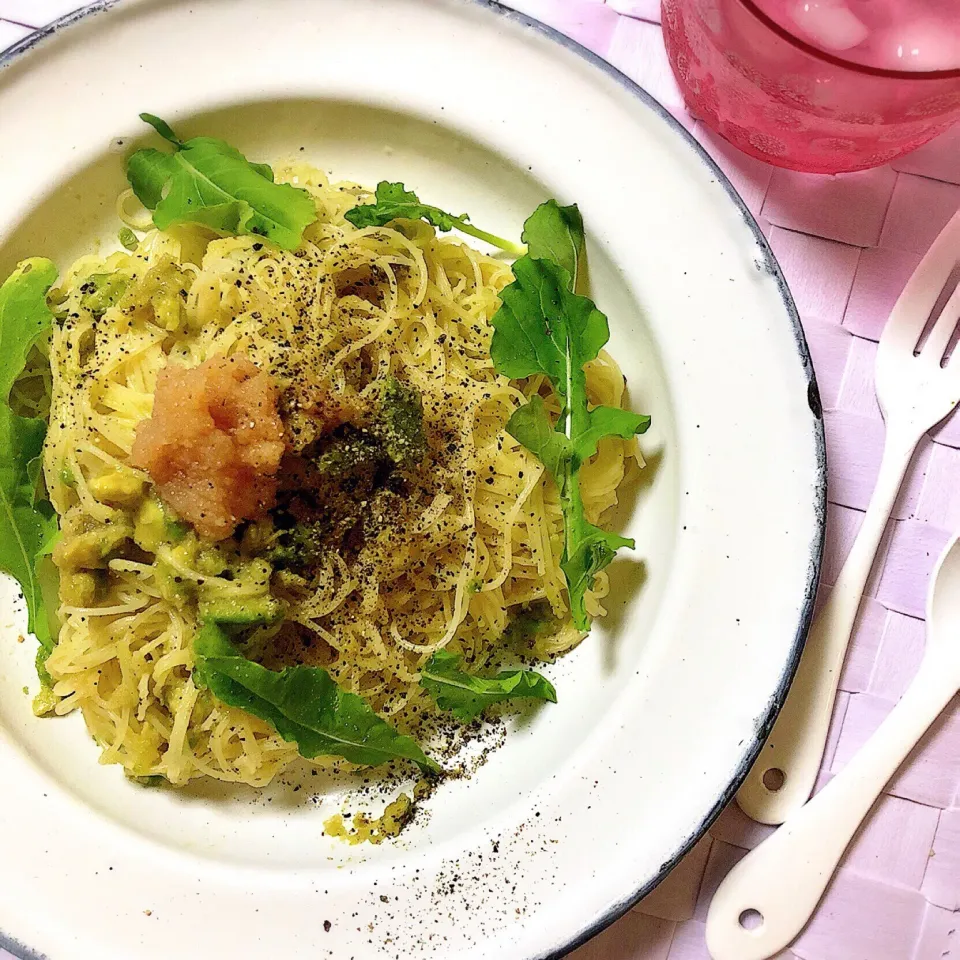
top-left (706, 660), bottom-right (958, 960)
top-left (736, 422), bottom-right (917, 824)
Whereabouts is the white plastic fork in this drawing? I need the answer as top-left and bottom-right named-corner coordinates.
top-left (737, 206), bottom-right (960, 825)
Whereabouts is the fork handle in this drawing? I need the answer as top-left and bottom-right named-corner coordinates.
top-left (736, 421), bottom-right (918, 824)
top-left (706, 659), bottom-right (958, 960)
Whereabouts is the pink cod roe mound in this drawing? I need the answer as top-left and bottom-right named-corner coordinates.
top-left (131, 355), bottom-right (286, 540)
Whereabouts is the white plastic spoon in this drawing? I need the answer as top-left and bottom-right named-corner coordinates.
top-left (706, 534), bottom-right (960, 960)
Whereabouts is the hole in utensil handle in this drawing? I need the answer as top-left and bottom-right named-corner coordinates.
top-left (762, 767), bottom-right (785, 792)
top-left (739, 909), bottom-right (764, 932)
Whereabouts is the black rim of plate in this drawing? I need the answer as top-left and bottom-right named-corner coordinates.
top-left (0, 3), bottom-right (826, 959)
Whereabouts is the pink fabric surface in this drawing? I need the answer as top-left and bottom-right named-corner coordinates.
top-left (1, 2), bottom-right (959, 959)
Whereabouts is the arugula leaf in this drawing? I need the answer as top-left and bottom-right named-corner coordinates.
top-left (508, 396), bottom-right (649, 475)
top-left (490, 242), bottom-right (650, 631)
top-left (420, 649), bottom-right (556, 722)
top-left (344, 181), bottom-right (526, 256)
top-left (0, 259), bottom-right (58, 399)
top-left (139, 112), bottom-right (181, 147)
top-left (521, 200), bottom-right (585, 292)
top-left (502, 396), bottom-right (572, 477)
top-left (193, 621), bottom-right (439, 773)
top-left (125, 114), bottom-right (317, 250)
top-left (0, 259), bottom-right (60, 669)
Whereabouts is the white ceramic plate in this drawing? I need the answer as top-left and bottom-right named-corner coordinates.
top-left (0, 2), bottom-right (825, 958)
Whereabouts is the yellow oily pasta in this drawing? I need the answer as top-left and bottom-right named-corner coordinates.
top-left (40, 161), bottom-right (642, 786)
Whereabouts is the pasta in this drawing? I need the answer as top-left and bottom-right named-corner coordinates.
top-left (39, 161), bottom-right (642, 786)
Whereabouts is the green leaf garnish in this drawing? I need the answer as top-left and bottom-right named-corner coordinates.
top-left (139, 112), bottom-right (181, 147)
top-left (521, 199), bottom-right (584, 292)
top-left (0, 259), bottom-right (61, 677)
top-left (420, 649), bottom-right (556, 722)
top-left (0, 259), bottom-right (58, 401)
top-left (193, 621), bottom-right (439, 773)
top-left (344, 181), bottom-right (525, 256)
top-left (490, 203), bottom-right (650, 630)
top-left (125, 114), bottom-right (317, 250)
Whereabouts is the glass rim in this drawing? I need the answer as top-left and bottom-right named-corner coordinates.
top-left (737, 0), bottom-right (960, 80)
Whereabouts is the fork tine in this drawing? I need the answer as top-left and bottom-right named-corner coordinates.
top-left (924, 281), bottom-right (960, 363)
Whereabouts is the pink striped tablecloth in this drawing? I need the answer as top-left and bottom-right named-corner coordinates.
top-left (1, 2), bottom-right (958, 959)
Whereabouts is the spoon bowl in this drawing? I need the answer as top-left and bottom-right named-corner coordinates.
top-left (928, 535), bottom-right (960, 662)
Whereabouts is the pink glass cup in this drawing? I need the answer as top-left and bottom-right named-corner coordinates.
top-left (662, 0), bottom-right (960, 174)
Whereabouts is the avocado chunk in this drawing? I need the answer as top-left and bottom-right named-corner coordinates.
top-left (53, 520), bottom-right (132, 571)
top-left (197, 557), bottom-right (284, 626)
top-left (154, 561), bottom-right (195, 606)
top-left (127, 257), bottom-right (190, 331)
top-left (60, 570), bottom-right (103, 606)
top-left (79, 272), bottom-right (129, 317)
top-left (32, 684), bottom-right (59, 718)
top-left (134, 497), bottom-right (188, 553)
top-left (198, 592), bottom-right (285, 626)
top-left (90, 469), bottom-right (145, 506)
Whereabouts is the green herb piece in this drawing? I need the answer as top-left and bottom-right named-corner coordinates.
top-left (420, 649), bottom-right (556, 722)
top-left (373, 376), bottom-right (427, 469)
top-left (312, 378), bottom-right (426, 477)
top-left (0, 259), bottom-right (61, 676)
top-left (502, 601), bottom-right (559, 655)
top-left (521, 199), bottom-right (585, 292)
top-left (118, 227), bottom-right (139, 251)
top-left (490, 226), bottom-right (650, 630)
top-left (125, 113), bottom-right (317, 251)
top-left (193, 621), bottom-right (439, 773)
top-left (344, 181), bottom-right (525, 256)
top-left (314, 428), bottom-right (382, 477)
top-left (268, 519), bottom-right (328, 571)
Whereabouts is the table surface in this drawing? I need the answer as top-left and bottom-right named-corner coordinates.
top-left (1, 2), bottom-right (958, 959)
